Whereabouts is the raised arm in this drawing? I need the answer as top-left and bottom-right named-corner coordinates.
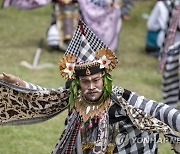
top-left (0, 73), bottom-right (69, 125)
top-left (112, 85), bottom-right (180, 132)
top-left (0, 72), bottom-right (26, 87)
top-left (127, 90), bottom-right (180, 132)
top-left (0, 72), bottom-right (63, 91)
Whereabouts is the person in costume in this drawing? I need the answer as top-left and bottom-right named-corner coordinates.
top-left (0, 20), bottom-right (180, 154)
top-left (47, 0), bottom-right (78, 50)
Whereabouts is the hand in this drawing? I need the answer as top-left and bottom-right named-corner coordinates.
top-left (0, 72), bottom-right (18, 84)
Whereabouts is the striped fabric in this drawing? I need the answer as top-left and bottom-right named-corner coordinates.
top-left (51, 110), bottom-right (81, 154)
top-left (64, 115), bottom-right (81, 154)
top-left (26, 83), bottom-right (180, 153)
top-left (162, 41), bottom-right (180, 108)
top-left (24, 81), bottom-right (65, 92)
top-left (128, 90), bottom-right (180, 132)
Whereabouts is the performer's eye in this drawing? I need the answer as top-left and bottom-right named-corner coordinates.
top-left (93, 78), bottom-right (100, 83)
top-left (82, 80), bottom-right (89, 84)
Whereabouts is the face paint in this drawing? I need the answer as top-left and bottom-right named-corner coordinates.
top-left (84, 88), bottom-right (102, 94)
top-left (79, 72), bottom-right (103, 102)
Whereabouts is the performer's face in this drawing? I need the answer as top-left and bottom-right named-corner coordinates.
top-left (79, 72), bottom-right (103, 102)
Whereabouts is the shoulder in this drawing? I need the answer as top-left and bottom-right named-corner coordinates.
top-left (112, 85), bottom-right (123, 95)
top-left (112, 85), bottom-right (132, 101)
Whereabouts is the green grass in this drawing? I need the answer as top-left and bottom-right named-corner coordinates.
top-left (0, 0), bottom-right (178, 153)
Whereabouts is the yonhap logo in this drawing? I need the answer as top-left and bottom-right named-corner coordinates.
top-left (116, 132), bottom-right (174, 146)
top-left (116, 132), bottom-right (128, 146)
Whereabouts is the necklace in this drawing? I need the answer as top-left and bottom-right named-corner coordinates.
top-left (75, 91), bottom-right (110, 122)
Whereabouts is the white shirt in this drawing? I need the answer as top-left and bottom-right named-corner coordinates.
top-left (147, 1), bottom-right (170, 47)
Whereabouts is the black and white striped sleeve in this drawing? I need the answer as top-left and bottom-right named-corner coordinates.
top-left (24, 81), bottom-right (65, 91)
top-left (128, 91), bottom-right (180, 132)
top-left (24, 81), bottom-right (51, 90)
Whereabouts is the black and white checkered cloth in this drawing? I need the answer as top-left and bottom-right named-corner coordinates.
top-left (65, 20), bottom-right (108, 62)
top-left (162, 41), bottom-right (180, 108)
top-left (77, 35), bottom-right (95, 62)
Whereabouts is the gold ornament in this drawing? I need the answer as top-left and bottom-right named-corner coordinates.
top-left (96, 48), bottom-right (118, 73)
top-left (75, 91), bottom-right (110, 123)
top-left (85, 68), bottom-right (91, 75)
top-left (58, 54), bottom-right (76, 79)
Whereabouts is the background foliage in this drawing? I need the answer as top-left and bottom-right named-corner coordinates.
top-left (0, 0), bottom-right (177, 153)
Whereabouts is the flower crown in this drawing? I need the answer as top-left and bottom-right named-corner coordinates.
top-left (59, 48), bottom-right (118, 79)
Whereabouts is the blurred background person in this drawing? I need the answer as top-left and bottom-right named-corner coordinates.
top-left (145, 1), bottom-right (171, 57)
top-left (47, 0), bottom-right (122, 52)
top-left (2, 0), bottom-right (122, 53)
top-left (46, 0), bottom-right (78, 51)
top-left (160, 2), bottom-right (180, 109)
top-left (121, 0), bottom-right (134, 20)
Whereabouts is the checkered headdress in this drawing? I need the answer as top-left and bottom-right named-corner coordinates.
top-left (59, 20), bottom-right (118, 79)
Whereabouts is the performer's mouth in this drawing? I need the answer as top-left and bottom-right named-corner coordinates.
top-left (87, 91), bottom-right (98, 95)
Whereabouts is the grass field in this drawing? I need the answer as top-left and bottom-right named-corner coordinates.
top-left (0, 0), bottom-right (178, 153)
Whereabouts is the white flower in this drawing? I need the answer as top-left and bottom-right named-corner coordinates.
top-left (97, 55), bottom-right (111, 69)
top-left (63, 62), bottom-right (75, 78)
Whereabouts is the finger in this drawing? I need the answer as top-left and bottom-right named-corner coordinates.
top-left (0, 74), bottom-right (3, 80)
top-left (2, 72), bottom-right (10, 79)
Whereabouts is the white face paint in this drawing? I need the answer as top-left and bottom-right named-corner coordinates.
top-left (83, 88), bottom-right (102, 101)
top-left (87, 77), bottom-right (93, 89)
top-left (84, 88), bottom-right (102, 95)
top-left (79, 72), bottom-right (103, 102)
top-left (80, 75), bottom-right (102, 90)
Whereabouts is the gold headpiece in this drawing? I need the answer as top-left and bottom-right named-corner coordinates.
top-left (59, 48), bottom-right (118, 79)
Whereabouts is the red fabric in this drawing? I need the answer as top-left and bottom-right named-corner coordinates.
top-left (79, 20), bottom-right (85, 36)
top-left (64, 121), bottom-right (81, 154)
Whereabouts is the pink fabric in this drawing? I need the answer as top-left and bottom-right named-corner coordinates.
top-left (3, 0), bottom-right (51, 9)
top-left (159, 4), bottom-right (180, 72)
top-left (78, 0), bottom-right (121, 51)
top-left (163, 5), bottom-right (180, 53)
